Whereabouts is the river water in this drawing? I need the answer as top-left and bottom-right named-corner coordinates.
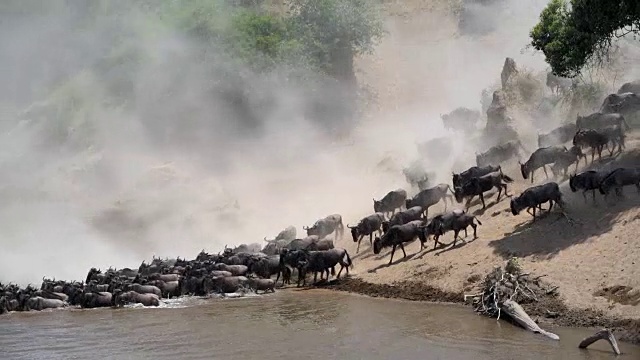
top-left (0, 290), bottom-right (638, 360)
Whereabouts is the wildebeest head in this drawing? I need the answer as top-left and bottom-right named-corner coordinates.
top-left (372, 236), bottom-right (383, 254)
top-left (509, 197), bottom-right (521, 216)
top-left (373, 198), bottom-right (383, 213)
top-left (452, 172), bottom-right (460, 187)
top-left (453, 185), bottom-right (464, 203)
top-left (569, 173), bottom-right (578, 192)
top-left (519, 160), bottom-right (529, 180)
top-left (348, 224), bottom-right (359, 242)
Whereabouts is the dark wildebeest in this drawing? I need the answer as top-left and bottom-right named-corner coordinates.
top-left (372, 220), bottom-right (423, 264)
top-left (598, 168), bottom-right (640, 199)
top-left (599, 93), bottom-right (640, 118)
top-left (247, 278), bottom-right (276, 294)
top-left (550, 145), bottom-right (586, 178)
top-left (510, 182), bottom-right (565, 220)
top-left (419, 209), bottom-right (465, 249)
top-left (519, 146), bottom-right (568, 183)
top-left (454, 171), bottom-right (514, 209)
top-left (296, 248), bottom-right (353, 286)
top-left (348, 212), bottom-right (385, 253)
top-left (264, 225), bottom-right (296, 243)
top-left (285, 235), bottom-right (320, 251)
top-left (452, 165), bottom-right (501, 188)
top-left (114, 291), bottom-right (160, 307)
top-left (440, 107), bottom-right (481, 133)
top-left (600, 125), bottom-right (626, 155)
top-left (569, 170), bottom-right (609, 205)
top-left (426, 212), bottom-right (482, 248)
top-left (572, 129), bottom-right (609, 162)
top-left (373, 189), bottom-right (407, 218)
top-left (382, 206), bottom-right (424, 233)
top-left (538, 123), bottom-right (577, 147)
top-left (475, 140), bottom-right (527, 167)
top-left (405, 183), bottom-right (454, 219)
top-left (303, 214), bottom-right (344, 240)
top-left (576, 112), bottom-right (630, 131)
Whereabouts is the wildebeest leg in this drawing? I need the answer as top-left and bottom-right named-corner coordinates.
top-left (389, 245), bottom-right (397, 264)
top-left (452, 229), bottom-right (460, 246)
top-left (399, 242), bottom-right (407, 259)
top-left (597, 146), bottom-right (603, 160)
top-left (581, 190), bottom-right (588, 204)
top-left (526, 207), bottom-right (535, 217)
top-left (480, 192), bottom-right (486, 209)
top-left (472, 223), bottom-right (478, 239)
top-left (590, 150), bottom-right (595, 163)
top-left (547, 200), bottom-right (554, 213)
top-left (591, 189), bottom-right (597, 205)
top-left (433, 235), bottom-right (440, 250)
top-left (495, 185), bottom-right (503, 202)
top-left (356, 235), bottom-right (364, 253)
top-left (530, 169), bottom-right (535, 183)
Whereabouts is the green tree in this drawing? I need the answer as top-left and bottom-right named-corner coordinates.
top-left (530, 0), bottom-right (640, 77)
top-left (288, 0), bottom-right (385, 86)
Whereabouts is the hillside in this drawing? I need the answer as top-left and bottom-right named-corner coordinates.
top-left (322, 0), bottom-right (640, 340)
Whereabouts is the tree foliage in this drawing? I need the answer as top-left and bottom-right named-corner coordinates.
top-left (530, 0), bottom-right (640, 77)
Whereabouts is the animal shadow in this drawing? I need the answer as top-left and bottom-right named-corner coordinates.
top-left (367, 252), bottom-right (418, 273)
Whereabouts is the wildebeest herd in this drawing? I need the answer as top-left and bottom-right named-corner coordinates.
top-left (2, 83), bottom-right (640, 314)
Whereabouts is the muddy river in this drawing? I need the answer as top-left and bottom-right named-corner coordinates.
top-left (0, 290), bottom-right (638, 359)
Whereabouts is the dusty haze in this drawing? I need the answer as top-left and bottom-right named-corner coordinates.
top-left (0, 0), bottom-right (632, 285)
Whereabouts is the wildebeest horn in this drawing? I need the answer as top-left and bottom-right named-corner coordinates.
top-left (302, 226), bottom-right (308, 230)
top-left (346, 224), bottom-right (355, 228)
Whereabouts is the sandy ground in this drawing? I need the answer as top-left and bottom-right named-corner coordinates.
top-left (332, 0), bottom-right (640, 322)
top-left (334, 134), bottom-right (640, 323)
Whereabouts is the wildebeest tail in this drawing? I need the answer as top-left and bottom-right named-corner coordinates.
top-left (344, 250), bottom-right (353, 269)
top-left (501, 174), bottom-right (514, 183)
top-left (474, 216), bottom-right (483, 226)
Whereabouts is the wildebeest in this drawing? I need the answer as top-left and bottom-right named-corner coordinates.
top-left (81, 292), bottom-right (113, 308)
top-left (373, 189), bottom-right (407, 218)
top-left (426, 212), bottom-right (482, 248)
top-left (452, 165), bottom-right (501, 188)
top-left (569, 170), bottom-right (609, 204)
top-left (510, 182), bottom-right (564, 220)
top-left (285, 235), bottom-right (320, 251)
top-left (247, 278), bottom-right (275, 294)
top-left (382, 206), bottom-right (424, 233)
top-left (21, 296), bottom-right (66, 311)
top-left (519, 146), bottom-right (568, 183)
top-left (373, 220), bottom-right (423, 264)
top-left (304, 214), bottom-right (344, 240)
top-left (348, 213), bottom-right (385, 253)
top-left (454, 171), bottom-right (514, 209)
top-left (599, 93), bottom-right (640, 118)
top-left (576, 112), bottom-right (630, 131)
top-left (440, 107), bottom-right (481, 133)
top-left (475, 139), bottom-right (527, 167)
top-left (405, 183), bottom-right (454, 218)
top-left (538, 123), bottom-right (577, 147)
top-left (114, 291), bottom-right (160, 307)
top-left (601, 125), bottom-right (626, 155)
top-left (296, 248), bottom-right (353, 286)
top-left (572, 129), bottom-right (609, 162)
top-left (264, 225), bottom-right (296, 244)
top-left (598, 168), bottom-right (640, 199)
top-left (550, 145), bottom-right (585, 178)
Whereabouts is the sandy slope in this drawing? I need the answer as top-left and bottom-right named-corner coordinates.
top-left (336, 135), bottom-right (640, 321)
top-left (331, 0), bottom-right (640, 321)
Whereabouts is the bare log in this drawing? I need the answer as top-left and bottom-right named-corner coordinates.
top-left (501, 299), bottom-right (560, 340)
top-left (578, 329), bottom-right (621, 355)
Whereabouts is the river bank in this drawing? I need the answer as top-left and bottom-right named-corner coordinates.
top-left (315, 276), bottom-right (640, 346)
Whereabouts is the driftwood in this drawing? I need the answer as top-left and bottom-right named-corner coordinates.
top-left (578, 329), bottom-right (621, 355)
top-left (465, 258), bottom-right (559, 340)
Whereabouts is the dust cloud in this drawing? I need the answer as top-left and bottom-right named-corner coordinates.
top-left (0, 0), bottom-right (608, 285)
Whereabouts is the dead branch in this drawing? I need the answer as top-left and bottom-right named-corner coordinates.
top-left (578, 329), bottom-right (621, 355)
